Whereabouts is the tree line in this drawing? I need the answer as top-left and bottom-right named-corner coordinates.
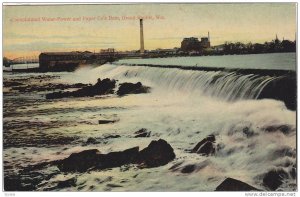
top-left (211, 39), bottom-right (296, 55)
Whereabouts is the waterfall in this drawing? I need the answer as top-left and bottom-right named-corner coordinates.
top-left (65, 64), bottom-right (281, 102)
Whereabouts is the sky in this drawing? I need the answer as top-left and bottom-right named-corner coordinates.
top-left (3, 3), bottom-right (297, 59)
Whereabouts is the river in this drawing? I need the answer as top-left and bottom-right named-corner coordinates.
top-left (3, 52), bottom-right (296, 191)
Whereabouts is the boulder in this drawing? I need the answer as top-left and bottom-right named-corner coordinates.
top-left (215, 178), bottom-right (260, 191)
top-left (53, 139), bottom-right (175, 172)
top-left (117, 82), bottom-right (150, 96)
top-left (181, 164), bottom-right (196, 173)
top-left (86, 137), bottom-right (98, 144)
top-left (56, 177), bottom-right (77, 189)
top-left (192, 135), bottom-right (216, 156)
top-left (137, 139), bottom-right (176, 167)
top-left (4, 175), bottom-right (24, 191)
top-left (46, 78), bottom-right (116, 99)
top-left (56, 147), bottom-right (139, 172)
top-left (134, 128), bottom-right (151, 138)
top-left (56, 149), bottom-right (100, 172)
top-left (257, 75), bottom-right (296, 111)
top-left (98, 119), bottom-right (118, 124)
top-left (263, 169), bottom-right (289, 190)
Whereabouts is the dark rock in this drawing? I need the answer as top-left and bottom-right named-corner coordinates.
top-left (290, 166), bottom-right (296, 179)
top-left (192, 135), bottom-right (216, 156)
top-left (56, 147), bottom-right (139, 172)
top-left (54, 139), bottom-right (175, 172)
top-left (263, 169), bottom-right (289, 190)
top-left (86, 137), bottom-right (97, 144)
top-left (103, 134), bottom-right (121, 139)
top-left (216, 178), bottom-right (260, 191)
top-left (98, 119), bottom-right (118, 124)
top-left (97, 147), bottom-right (139, 170)
top-left (117, 82), bottom-right (150, 96)
top-left (4, 173), bottom-right (41, 191)
top-left (4, 175), bottom-right (23, 191)
top-left (3, 81), bottom-right (24, 87)
top-left (106, 183), bottom-right (123, 188)
top-left (46, 78), bottom-right (116, 99)
top-left (134, 128), bottom-right (151, 138)
top-left (263, 124), bottom-right (294, 135)
top-left (57, 149), bottom-right (100, 172)
top-left (137, 139), bottom-right (176, 167)
top-left (258, 75), bottom-right (296, 111)
top-left (56, 177), bottom-right (77, 188)
top-left (181, 164), bottom-right (196, 173)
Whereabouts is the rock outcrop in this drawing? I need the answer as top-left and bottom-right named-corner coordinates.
top-left (54, 139), bottom-right (175, 172)
top-left (192, 135), bottom-right (216, 156)
top-left (134, 128), bottom-right (151, 138)
top-left (56, 147), bottom-right (139, 172)
top-left (46, 78), bottom-right (116, 99)
top-left (215, 178), bottom-right (260, 191)
top-left (263, 169), bottom-right (289, 190)
top-left (137, 139), bottom-right (176, 167)
top-left (117, 82), bottom-right (150, 96)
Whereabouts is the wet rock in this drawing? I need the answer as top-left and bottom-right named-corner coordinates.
top-left (134, 128), bottom-right (151, 138)
top-left (258, 75), bottom-right (296, 111)
top-left (56, 177), bottom-right (77, 189)
top-left (263, 124), bottom-right (294, 135)
top-left (290, 166), bottom-right (296, 179)
top-left (192, 135), bottom-right (216, 156)
top-left (181, 164), bottom-right (196, 173)
top-left (216, 178), bottom-right (260, 191)
top-left (117, 82), bottom-right (150, 96)
top-left (106, 183), bottom-right (123, 188)
top-left (57, 149), bottom-right (100, 172)
top-left (3, 81), bottom-right (24, 87)
top-left (98, 119), bottom-right (118, 124)
top-left (97, 147), bottom-right (139, 169)
top-left (137, 139), bottom-right (175, 167)
top-left (54, 139), bottom-right (175, 172)
top-left (46, 78), bottom-right (116, 99)
top-left (4, 175), bottom-right (24, 191)
top-left (103, 134), bottom-right (121, 139)
top-left (86, 137), bottom-right (97, 144)
top-left (263, 169), bottom-right (289, 190)
top-left (56, 147), bottom-right (139, 172)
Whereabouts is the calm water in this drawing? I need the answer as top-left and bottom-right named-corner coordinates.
top-left (116, 52), bottom-right (296, 71)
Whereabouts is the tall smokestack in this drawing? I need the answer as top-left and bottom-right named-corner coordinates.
top-left (208, 31), bottom-right (210, 42)
top-left (140, 19), bottom-right (144, 54)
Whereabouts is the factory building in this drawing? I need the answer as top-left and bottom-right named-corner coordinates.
top-left (181, 32), bottom-right (211, 52)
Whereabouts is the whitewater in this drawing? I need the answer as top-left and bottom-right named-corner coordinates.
top-left (3, 54), bottom-right (296, 191)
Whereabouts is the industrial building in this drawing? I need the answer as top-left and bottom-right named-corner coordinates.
top-left (181, 32), bottom-right (211, 52)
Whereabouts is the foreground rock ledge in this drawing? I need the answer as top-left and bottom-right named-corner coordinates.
top-left (54, 139), bottom-right (175, 172)
top-left (215, 178), bottom-right (260, 191)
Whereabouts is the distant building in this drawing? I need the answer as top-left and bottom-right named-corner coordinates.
top-left (180, 32), bottom-right (211, 52)
top-left (100, 48), bottom-right (115, 54)
top-left (181, 37), bottom-right (202, 52)
top-left (200, 37), bottom-right (210, 48)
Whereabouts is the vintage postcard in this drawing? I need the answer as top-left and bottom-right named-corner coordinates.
top-left (2, 2), bottom-right (297, 193)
